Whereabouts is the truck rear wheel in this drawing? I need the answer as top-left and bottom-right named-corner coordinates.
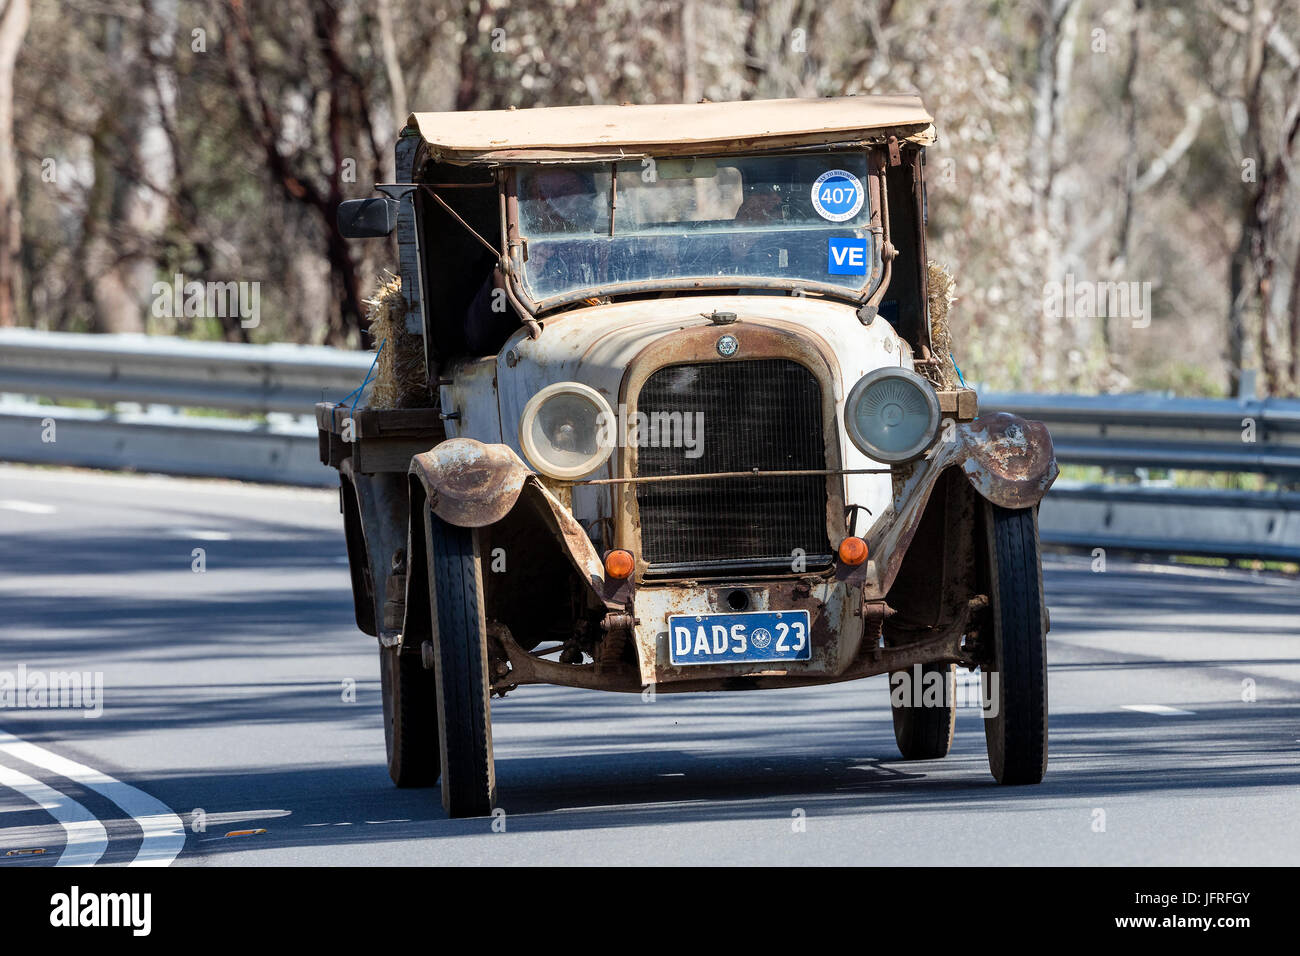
top-left (981, 502), bottom-right (1049, 785)
top-left (424, 506), bottom-right (496, 818)
top-left (890, 662), bottom-right (956, 759)
top-left (380, 642), bottom-right (440, 787)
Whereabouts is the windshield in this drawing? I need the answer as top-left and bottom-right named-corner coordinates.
top-left (514, 152), bottom-right (875, 304)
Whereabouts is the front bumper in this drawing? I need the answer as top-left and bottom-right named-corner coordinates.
top-left (412, 412), bottom-right (1057, 692)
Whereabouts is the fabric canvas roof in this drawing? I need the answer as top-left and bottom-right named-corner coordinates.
top-left (406, 95), bottom-right (935, 162)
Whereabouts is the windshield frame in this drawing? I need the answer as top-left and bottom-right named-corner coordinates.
top-left (503, 148), bottom-right (888, 315)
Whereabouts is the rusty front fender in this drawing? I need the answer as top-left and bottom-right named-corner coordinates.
top-left (408, 436), bottom-right (607, 593)
top-left (863, 412), bottom-right (1056, 601)
top-left (956, 412), bottom-right (1058, 509)
top-left (409, 437), bottom-right (531, 527)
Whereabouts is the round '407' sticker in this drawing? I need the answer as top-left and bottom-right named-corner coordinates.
top-left (811, 169), bottom-right (865, 222)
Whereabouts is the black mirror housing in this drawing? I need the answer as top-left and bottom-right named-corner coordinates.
top-left (337, 197), bottom-right (399, 238)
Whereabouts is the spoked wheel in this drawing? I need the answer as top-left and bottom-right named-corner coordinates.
top-left (379, 641), bottom-right (441, 787)
top-left (423, 505), bottom-right (496, 818)
top-left (890, 662), bottom-right (956, 759)
top-left (981, 501), bottom-right (1049, 785)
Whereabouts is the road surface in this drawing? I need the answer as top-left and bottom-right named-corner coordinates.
top-left (1, 464), bottom-right (1297, 865)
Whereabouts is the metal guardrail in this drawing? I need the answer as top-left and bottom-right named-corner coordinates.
top-left (972, 391), bottom-right (1300, 560)
top-left (2, 329), bottom-right (1298, 560)
top-left (0, 327), bottom-right (367, 415)
top-left (1033, 483), bottom-right (1300, 561)
top-left (0, 328), bottom-right (369, 486)
top-left (980, 391), bottom-right (1300, 477)
top-left (0, 400), bottom-right (330, 486)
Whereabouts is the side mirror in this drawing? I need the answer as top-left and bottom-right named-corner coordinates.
top-left (337, 197), bottom-right (399, 238)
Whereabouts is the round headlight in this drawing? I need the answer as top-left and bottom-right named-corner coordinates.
top-left (845, 367), bottom-right (941, 463)
top-left (519, 382), bottom-right (616, 480)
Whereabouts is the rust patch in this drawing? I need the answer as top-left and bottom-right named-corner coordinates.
top-left (959, 412), bottom-right (1058, 509)
top-left (630, 576), bottom-right (857, 686)
top-left (491, 619), bottom-right (641, 692)
top-left (408, 437), bottom-right (609, 608)
top-left (851, 411), bottom-right (1056, 601)
top-left (409, 437), bottom-right (529, 527)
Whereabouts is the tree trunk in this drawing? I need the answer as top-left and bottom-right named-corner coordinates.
top-left (1289, 239), bottom-right (1300, 389)
top-left (1028, 0), bottom-right (1079, 386)
top-left (1108, 0), bottom-right (1143, 367)
top-left (0, 0), bottom-right (30, 328)
top-left (681, 0), bottom-right (699, 104)
top-left (455, 0), bottom-right (485, 112)
top-left (1225, 0), bottom-right (1268, 396)
top-left (1227, 224), bottom-right (1253, 397)
top-left (377, 0), bottom-right (407, 123)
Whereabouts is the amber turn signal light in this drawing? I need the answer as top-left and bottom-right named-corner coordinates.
top-left (604, 549), bottom-right (635, 579)
top-left (838, 536), bottom-right (869, 566)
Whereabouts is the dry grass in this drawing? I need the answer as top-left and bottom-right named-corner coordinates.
top-left (927, 260), bottom-right (961, 389)
top-left (364, 272), bottom-right (431, 409)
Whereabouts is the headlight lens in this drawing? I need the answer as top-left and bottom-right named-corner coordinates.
top-left (519, 382), bottom-right (616, 479)
top-left (845, 367), bottom-right (941, 463)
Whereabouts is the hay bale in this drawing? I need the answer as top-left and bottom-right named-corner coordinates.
top-left (926, 260), bottom-right (962, 389)
top-left (364, 272), bottom-right (430, 409)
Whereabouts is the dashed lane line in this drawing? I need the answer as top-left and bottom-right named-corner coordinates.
top-left (0, 499), bottom-right (57, 514)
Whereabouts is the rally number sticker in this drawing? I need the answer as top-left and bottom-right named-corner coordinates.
top-left (811, 169), bottom-right (865, 222)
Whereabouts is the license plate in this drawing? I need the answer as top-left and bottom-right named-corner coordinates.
top-left (668, 610), bottom-right (811, 665)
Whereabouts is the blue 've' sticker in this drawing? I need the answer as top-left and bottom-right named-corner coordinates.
top-left (828, 238), bottom-right (868, 275)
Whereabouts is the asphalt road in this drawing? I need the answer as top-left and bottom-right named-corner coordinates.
top-left (1, 464), bottom-right (1297, 866)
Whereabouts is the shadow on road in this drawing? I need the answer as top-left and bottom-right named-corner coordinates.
top-left (97, 696), bottom-right (1300, 860)
top-left (1045, 564), bottom-right (1300, 638)
top-left (4, 504), bottom-right (1296, 862)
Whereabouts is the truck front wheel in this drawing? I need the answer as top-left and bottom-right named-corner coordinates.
top-left (981, 502), bottom-right (1049, 785)
top-left (424, 506), bottom-right (496, 818)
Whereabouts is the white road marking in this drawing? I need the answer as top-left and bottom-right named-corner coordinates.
top-left (0, 761), bottom-right (107, 866)
top-left (1122, 704), bottom-right (1196, 716)
top-left (0, 729), bottom-right (185, 866)
top-left (0, 500), bottom-right (57, 514)
top-left (169, 529), bottom-right (233, 541)
top-left (0, 801), bottom-right (59, 813)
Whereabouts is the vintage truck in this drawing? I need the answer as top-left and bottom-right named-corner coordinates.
top-left (320, 95), bottom-right (1057, 817)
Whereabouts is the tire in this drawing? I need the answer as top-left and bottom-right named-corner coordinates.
top-left (981, 502), bottom-right (1049, 785)
top-left (424, 506), bottom-right (496, 818)
top-left (379, 642), bottom-right (440, 787)
top-left (890, 662), bottom-right (956, 760)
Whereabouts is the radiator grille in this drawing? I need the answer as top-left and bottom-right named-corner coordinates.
top-left (634, 358), bottom-right (831, 575)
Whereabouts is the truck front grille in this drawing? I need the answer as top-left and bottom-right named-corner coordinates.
top-left (634, 358), bottom-right (831, 575)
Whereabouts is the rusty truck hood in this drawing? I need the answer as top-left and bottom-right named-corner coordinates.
top-left (488, 294), bottom-right (906, 461)
top-left (432, 295), bottom-right (908, 535)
